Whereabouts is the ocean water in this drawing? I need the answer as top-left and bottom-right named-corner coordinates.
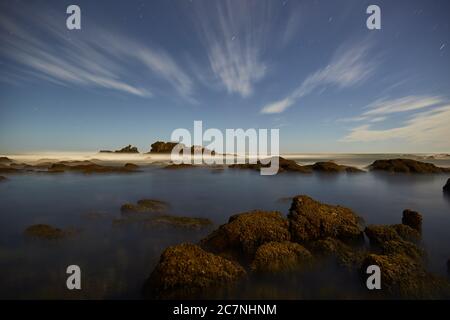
top-left (0, 154), bottom-right (450, 299)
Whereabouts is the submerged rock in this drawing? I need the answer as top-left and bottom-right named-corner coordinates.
top-left (229, 157), bottom-right (311, 173)
top-left (0, 176), bottom-right (7, 182)
top-left (200, 210), bottom-right (291, 261)
top-left (143, 215), bottom-right (213, 230)
top-left (120, 199), bottom-right (169, 215)
top-left (309, 237), bottom-right (365, 271)
top-left (24, 224), bottom-right (79, 240)
top-left (401, 209), bottom-right (423, 233)
top-left (304, 162), bottom-right (363, 173)
top-left (124, 163), bottom-right (139, 170)
top-left (288, 195), bottom-right (364, 244)
top-left (250, 241), bottom-right (312, 274)
top-left (163, 163), bottom-right (197, 169)
top-left (444, 178), bottom-right (450, 194)
top-left (143, 243), bottom-right (246, 299)
top-left (369, 159), bottom-right (450, 173)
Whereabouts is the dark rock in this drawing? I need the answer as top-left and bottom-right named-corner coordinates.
top-left (0, 166), bottom-right (20, 173)
top-left (114, 145), bottom-right (139, 153)
top-left (444, 178), bottom-right (450, 193)
top-left (48, 162), bottom-right (138, 174)
top-left (229, 157), bottom-right (311, 173)
top-left (288, 195), bottom-right (364, 244)
top-left (402, 209), bottom-right (423, 233)
top-left (200, 210), bottom-right (291, 262)
top-left (163, 163), bottom-right (197, 169)
top-left (143, 215), bottom-right (213, 230)
top-left (24, 224), bottom-right (79, 240)
top-left (143, 243), bottom-right (246, 299)
top-left (124, 163), bottom-right (139, 170)
top-left (0, 157), bottom-right (12, 164)
top-left (120, 199), bottom-right (169, 215)
top-left (369, 159), bottom-right (450, 173)
top-left (304, 162), bottom-right (364, 173)
top-left (149, 141), bottom-right (181, 153)
top-left (250, 241), bottom-right (312, 273)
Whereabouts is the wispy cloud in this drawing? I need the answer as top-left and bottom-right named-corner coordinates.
top-left (193, 0), bottom-right (271, 97)
top-left (261, 40), bottom-right (376, 114)
top-left (341, 96), bottom-right (450, 149)
top-left (0, 4), bottom-right (194, 100)
top-left (338, 95), bottom-right (444, 122)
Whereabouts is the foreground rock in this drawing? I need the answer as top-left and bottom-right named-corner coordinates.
top-left (229, 157), bottom-right (311, 173)
top-left (288, 195), bottom-right (364, 244)
top-left (24, 224), bottom-right (79, 240)
top-left (201, 210), bottom-right (290, 262)
top-left (143, 243), bottom-right (246, 299)
top-left (250, 241), bottom-right (312, 273)
top-left (361, 254), bottom-right (450, 298)
top-left (369, 159), bottom-right (450, 173)
top-left (444, 178), bottom-right (450, 194)
top-left (364, 224), bottom-right (421, 246)
top-left (304, 162), bottom-right (363, 173)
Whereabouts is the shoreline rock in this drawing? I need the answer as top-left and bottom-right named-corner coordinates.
top-left (369, 159), bottom-right (450, 173)
top-left (143, 243), bottom-right (246, 299)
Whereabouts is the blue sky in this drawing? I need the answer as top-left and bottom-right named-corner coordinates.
top-left (0, 0), bottom-right (449, 153)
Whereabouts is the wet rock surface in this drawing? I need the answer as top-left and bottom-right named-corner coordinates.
top-left (250, 241), bottom-right (313, 273)
top-left (200, 210), bottom-right (291, 262)
top-left (143, 243), bottom-right (246, 299)
top-left (369, 159), bottom-right (450, 173)
top-left (288, 195), bottom-right (364, 244)
top-left (147, 195), bottom-right (450, 299)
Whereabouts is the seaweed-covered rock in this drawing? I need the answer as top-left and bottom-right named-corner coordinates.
top-left (304, 162), bottom-right (363, 173)
top-left (402, 209), bottom-right (422, 233)
top-left (200, 210), bottom-right (290, 261)
top-left (379, 240), bottom-right (424, 261)
top-left (443, 178), bottom-right (450, 194)
top-left (361, 254), bottom-right (450, 298)
top-left (143, 243), bottom-right (246, 299)
top-left (369, 159), bottom-right (450, 173)
top-left (24, 224), bottom-right (78, 240)
top-left (250, 241), bottom-right (312, 273)
top-left (364, 224), bottom-right (420, 247)
top-left (288, 195), bottom-right (364, 244)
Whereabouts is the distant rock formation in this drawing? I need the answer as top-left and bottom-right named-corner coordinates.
top-left (370, 159), bottom-right (450, 173)
top-left (0, 157), bottom-right (12, 164)
top-left (100, 145), bottom-right (139, 154)
top-left (148, 141), bottom-right (215, 155)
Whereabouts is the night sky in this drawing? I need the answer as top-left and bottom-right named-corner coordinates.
top-left (0, 0), bottom-right (449, 153)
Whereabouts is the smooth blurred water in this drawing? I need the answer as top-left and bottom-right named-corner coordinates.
top-left (0, 166), bottom-right (449, 299)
